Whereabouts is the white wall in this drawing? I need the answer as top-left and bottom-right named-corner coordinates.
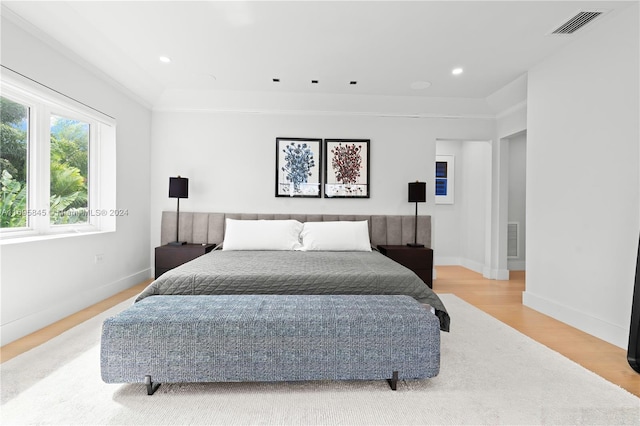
top-left (507, 132), bottom-right (526, 270)
top-left (149, 111), bottom-right (495, 254)
top-left (525, 6), bottom-right (640, 348)
top-left (0, 17), bottom-right (152, 345)
top-left (460, 141), bottom-right (492, 273)
top-left (434, 139), bottom-right (492, 274)
top-left (486, 74), bottom-right (528, 280)
top-left (433, 140), bottom-right (463, 263)
top-left (487, 73), bottom-right (527, 139)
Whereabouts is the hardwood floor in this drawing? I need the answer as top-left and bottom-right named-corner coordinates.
top-left (435, 266), bottom-right (640, 398)
top-left (0, 279), bottom-right (152, 363)
top-left (1, 267), bottom-right (639, 398)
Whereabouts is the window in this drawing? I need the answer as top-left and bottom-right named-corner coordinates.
top-left (0, 97), bottom-right (29, 228)
top-left (0, 71), bottom-right (116, 240)
top-left (49, 115), bottom-right (89, 225)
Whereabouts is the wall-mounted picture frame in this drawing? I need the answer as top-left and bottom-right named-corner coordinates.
top-left (435, 155), bottom-right (454, 204)
top-left (324, 139), bottom-right (370, 198)
top-left (275, 137), bottom-right (322, 198)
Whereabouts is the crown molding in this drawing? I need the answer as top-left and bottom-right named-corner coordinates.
top-left (495, 100), bottom-right (527, 120)
top-left (152, 106), bottom-right (496, 120)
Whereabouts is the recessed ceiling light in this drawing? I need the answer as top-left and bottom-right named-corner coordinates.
top-left (452, 67), bottom-right (464, 75)
top-left (159, 56), bottom-right (171, 63)
top-left (410, 81), bottom-right (431, 90)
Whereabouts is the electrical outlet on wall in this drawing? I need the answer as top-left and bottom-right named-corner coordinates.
top-left (94, 254), bottom-right (104, 264)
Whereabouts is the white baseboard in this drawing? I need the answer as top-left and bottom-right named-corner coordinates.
top-left (523, 291), bottom-right (629, 349)
top-left (463, 259), bottom-right (485, 275)
top-left (435, 257), bottom-right (509, 280)
top-left (0, 268), bottom-right (152, 346)
top-left (508, 260), bottom-right (526, 271)
top-left (434, 256), bottom-right (462, 266)
top-left (483, 267), bottom-right (510, 280)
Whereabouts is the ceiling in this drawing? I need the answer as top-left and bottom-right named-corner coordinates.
top-left (2, 1), bottom-right (634, 108)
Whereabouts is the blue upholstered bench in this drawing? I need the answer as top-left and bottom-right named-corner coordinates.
top-left (100, 295), bottom-right (440, 394)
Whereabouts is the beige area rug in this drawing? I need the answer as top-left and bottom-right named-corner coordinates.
top-left (1, 294), bottom-right (638, 425)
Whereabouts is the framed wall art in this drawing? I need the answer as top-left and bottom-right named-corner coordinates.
top-left (275, 137), bottom-right (322, 198)
top-left (324, 139), bottom-right (370, 198)
top-left (435, 155), bottom-right (454, 204)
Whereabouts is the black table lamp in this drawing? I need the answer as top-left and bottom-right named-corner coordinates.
top-left (168, 176), bottom-right (189, 246)
top-left (408, 181), bottom-right (426, 247)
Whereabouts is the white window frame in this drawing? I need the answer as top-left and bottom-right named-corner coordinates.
top-left (0, 71), bottom-right (116, 243)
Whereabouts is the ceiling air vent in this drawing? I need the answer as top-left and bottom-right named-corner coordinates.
top-left (551, 11), bottom-right (603, 34)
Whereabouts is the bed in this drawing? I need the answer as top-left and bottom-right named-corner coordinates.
top-left (137, 212), bottom-right (450, 332)
top-left (102, 212), bottom-right (448, 392)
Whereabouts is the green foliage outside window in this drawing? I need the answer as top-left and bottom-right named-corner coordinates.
top-left (1, 97), bottom-right (28, 228)
top-left (0, 169), bottom-right (27, 228)
top-left (0, 96), bottom-right (90, 228)
top-left (49, 116), bottom-right (89, 225)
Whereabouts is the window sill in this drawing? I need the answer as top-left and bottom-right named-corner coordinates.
top-left (0, 228), bottom-right (114, 246)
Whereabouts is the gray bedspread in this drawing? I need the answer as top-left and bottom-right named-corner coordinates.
top-left (137, 250), bottom-right (450, 331)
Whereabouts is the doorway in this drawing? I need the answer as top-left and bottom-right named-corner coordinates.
top-left (506, 131), bottom-right (527, 271)
top-left (433, 139), bottom-right (491, 274)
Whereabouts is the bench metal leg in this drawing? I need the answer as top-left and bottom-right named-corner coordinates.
top-left (144, 375), bottom-right (161, 395)
top-left (387, 371), bottom-right (399, 390)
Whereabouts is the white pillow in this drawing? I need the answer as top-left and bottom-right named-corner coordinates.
top-left (222, 219), bottom-right (303, 251)
top-left (299, 221), bottom-right (372, 251)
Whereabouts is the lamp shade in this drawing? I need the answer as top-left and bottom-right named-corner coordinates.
top-left (408, 181), bottom-right (426, 203)
top-left (169, 177), bottom-right (189, 199)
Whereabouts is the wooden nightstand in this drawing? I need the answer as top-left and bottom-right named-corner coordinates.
top-left (154, 243), bottom-right (216, 279)
top-left (377, 245), bottom-right (433, 288)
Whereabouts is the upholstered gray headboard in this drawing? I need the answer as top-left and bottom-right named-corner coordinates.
top-left (161, 212), bottom-right (431, 248)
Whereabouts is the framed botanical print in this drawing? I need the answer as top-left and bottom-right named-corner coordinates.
top-left (275, 137), bottom-right (322, 197)
top-left (324, 139), bottom-right (370, 198)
